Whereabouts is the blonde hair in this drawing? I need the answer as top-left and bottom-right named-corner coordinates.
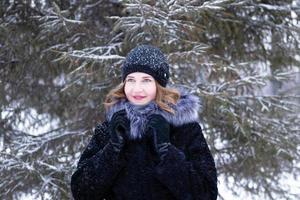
top-left (103, 81), bottom-right (180, 114)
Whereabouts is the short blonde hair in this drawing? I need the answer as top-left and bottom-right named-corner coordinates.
top-left (103, 81), bottom-right (180, 114)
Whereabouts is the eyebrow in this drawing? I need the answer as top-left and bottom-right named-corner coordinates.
top-left (126, 76), bottom-right (153, 79)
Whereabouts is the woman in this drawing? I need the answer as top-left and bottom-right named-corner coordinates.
top-left (71, 45), bottom-right (218, 200)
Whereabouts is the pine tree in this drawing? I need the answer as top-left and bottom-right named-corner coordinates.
top-left (0, 0), bottom-right (299, 199)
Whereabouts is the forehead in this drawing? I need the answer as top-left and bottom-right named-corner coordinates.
top-left (126, 72), bottom-right (154, 79)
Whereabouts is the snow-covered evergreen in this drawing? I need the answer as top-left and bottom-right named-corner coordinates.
top-left (0, 0), bottom-right (299, 199)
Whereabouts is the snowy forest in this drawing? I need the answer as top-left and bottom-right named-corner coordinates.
top-left (0, 0), bottom-right (300, 199)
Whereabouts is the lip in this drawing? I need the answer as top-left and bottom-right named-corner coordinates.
top-left (133, 96), bottom-right (146, 100)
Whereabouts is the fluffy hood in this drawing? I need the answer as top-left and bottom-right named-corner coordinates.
top-left (105, 84), bottom-right (203, 139)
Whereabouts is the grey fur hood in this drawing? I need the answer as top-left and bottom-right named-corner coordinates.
top-left (105, 84), bottom-right (203, 139)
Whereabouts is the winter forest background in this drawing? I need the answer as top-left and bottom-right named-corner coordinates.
top-left (0, 0), bottom-right (300, 199)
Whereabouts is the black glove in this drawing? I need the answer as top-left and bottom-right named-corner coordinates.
top-left (109, 109), bottom-right (130, 152)
top-left (146, 114), bottom-right (171, 160)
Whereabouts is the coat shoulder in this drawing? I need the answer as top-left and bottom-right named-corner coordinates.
top-left (77, 120), bottom-right (110, 164)
top-left (93, 120), bottom-right (110, 144)
top-left (170, 121), bottom-right (203, 148)
top-left (171, 121), bottom-right (202, 135)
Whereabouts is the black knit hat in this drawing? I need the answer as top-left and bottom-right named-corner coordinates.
top-left (121, 45), bottom-right (170, 87)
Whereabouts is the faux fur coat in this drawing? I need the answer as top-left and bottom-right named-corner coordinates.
top-left (71, 85), bottom-right (218, 200)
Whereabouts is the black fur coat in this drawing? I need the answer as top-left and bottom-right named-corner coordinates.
top-left (71, 85), bottom-right (218, 200)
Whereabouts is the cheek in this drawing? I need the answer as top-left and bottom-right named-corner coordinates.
top-left (149, 84), bottom-right (157, 98)
top-left (124, 84), bottom-right (130, 96)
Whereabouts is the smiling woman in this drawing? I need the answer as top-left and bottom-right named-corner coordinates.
top-left (70, 44), bottom-right (218, 200)
top-left (124, 72), bottom-right (157, 106)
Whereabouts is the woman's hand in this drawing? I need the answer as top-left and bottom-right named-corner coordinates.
top-left (146, 114), bottom-right (171, 160)
top-left (109, 109), bottom-right (130, 152)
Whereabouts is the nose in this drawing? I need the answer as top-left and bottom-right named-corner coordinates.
top-left (132, 83), bottom-right (144, 93)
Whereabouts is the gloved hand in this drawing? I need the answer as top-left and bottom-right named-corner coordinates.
top-left (145, 114), bottom-right (171, 160)
top-left (109, 109), bottom-right (130, 153)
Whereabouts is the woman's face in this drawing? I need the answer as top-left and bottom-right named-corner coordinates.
top-left (124, 72), bottom-right (157, 105)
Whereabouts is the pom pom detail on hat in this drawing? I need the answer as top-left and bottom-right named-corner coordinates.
top-left (121, 45), bottom-right (170, 87)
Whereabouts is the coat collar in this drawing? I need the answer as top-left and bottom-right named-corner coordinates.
top-left (105, 84), bottom-right (202, 127)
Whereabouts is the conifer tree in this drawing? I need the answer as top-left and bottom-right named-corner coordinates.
top-left (0, 0), bottom-right (299, 199)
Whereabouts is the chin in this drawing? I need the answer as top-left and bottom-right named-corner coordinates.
top-left (133, 102), bottom-right (147, 105)
top-left (131, 99), bottom-right (150, 105)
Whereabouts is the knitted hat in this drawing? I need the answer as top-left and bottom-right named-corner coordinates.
top-left (121, 45), bottom-right (170, 87)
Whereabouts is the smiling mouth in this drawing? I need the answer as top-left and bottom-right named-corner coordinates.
top-left (133, 96), bottom-right (146, 100)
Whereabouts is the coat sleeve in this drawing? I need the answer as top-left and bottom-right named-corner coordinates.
top-left (154, 122), bottom-right (218, 200)
top-left (71, 121), bottom-right (128, 200)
